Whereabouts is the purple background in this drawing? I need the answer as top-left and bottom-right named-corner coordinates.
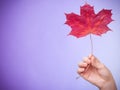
top-left (0, 0), bottom-right (120, 90)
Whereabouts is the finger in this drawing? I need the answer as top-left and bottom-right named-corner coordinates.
top-left (77, 68), bottom-right (85, 74)
top-left (88, 54), bottom-right (93, 59)
top-left (78, 62), bottom-right (88, 68)
top-left (90, 55), bottom-right (104, 69)
top-left (83, 57), bottom-right (91, 64)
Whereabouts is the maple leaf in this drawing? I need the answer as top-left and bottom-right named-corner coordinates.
top-left (65, 3), bottom-right (113, 38)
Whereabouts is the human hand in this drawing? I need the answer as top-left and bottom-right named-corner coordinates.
top-left (77, 54), bottom-right (117, 90)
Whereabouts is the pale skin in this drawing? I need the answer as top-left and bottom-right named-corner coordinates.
top-left (77, 54), bottom-right (117, 90)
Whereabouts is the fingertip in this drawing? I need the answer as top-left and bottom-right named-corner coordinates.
top-left (91, 55), bottom-right (96, 60)
top-left (88, 54), bottom-right (94, 58)
top-left (79, 62), bottom-right (88, 68)
top-left (89, 54), bottom-right (92, 57)
top-left (78, 61), bottom-right (83, 67)
top-left (83, 59), bottom-right (90, 65)
top-left (77, 68), bottom-right (85, 73)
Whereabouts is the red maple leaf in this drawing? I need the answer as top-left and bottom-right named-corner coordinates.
top-left (65, 3), bottom-right (113, 38)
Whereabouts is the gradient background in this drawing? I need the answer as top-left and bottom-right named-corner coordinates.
top-left (0, 0), bottom-right (120, 90)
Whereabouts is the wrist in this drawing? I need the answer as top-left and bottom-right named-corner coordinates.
top-left (99, 79), bottom-right (117, 90)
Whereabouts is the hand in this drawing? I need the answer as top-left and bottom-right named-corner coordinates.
top-left (77, 54), bottom-right (117, 90)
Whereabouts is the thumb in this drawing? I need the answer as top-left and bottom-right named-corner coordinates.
top-left (89, 54), bottom-right (103, 69)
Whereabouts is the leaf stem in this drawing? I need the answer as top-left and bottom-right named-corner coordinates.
top-left (90, 34), bottom-right (93, 54)
top-left (76, 34), bottom-right (94, 80)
